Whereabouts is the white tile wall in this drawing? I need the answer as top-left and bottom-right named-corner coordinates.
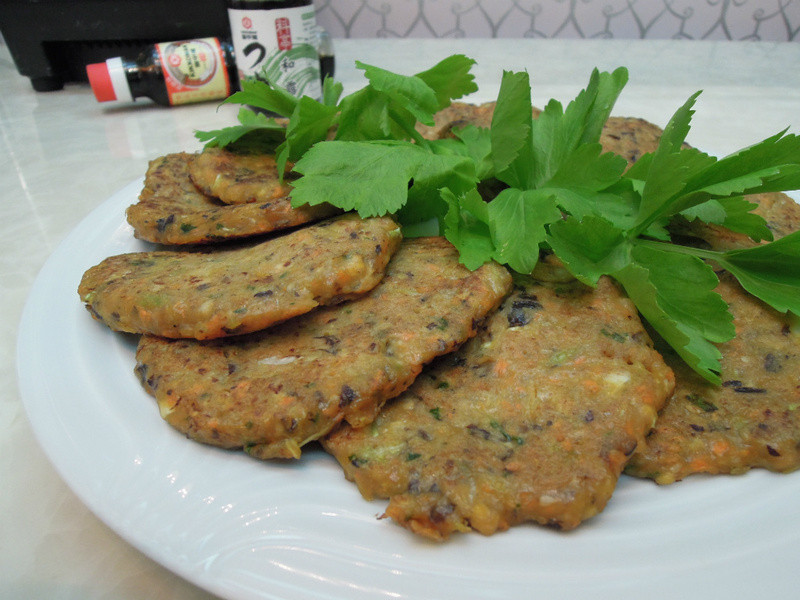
top-left (315, 0), bottom-right (800, 40)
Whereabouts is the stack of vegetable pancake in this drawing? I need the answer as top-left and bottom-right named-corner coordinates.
top-left (78, 103), bottom-right (800, 540)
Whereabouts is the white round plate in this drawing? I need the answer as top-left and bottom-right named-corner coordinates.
top-left (17, 180), bottom-right (800, 600)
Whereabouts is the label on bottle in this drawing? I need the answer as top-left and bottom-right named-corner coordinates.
top-left (155, 38), bottom-right (231, 105)
top-left (228, 5), bottom-right (322, 101)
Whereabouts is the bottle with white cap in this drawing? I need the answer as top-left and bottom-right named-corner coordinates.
top-left (86, 37), bottom-right (238, 106)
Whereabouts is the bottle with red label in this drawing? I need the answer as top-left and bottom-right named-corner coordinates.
top-left (227, 0), bottom-right (323, 101)
top-left (86, 37), bottom-right (238, 106)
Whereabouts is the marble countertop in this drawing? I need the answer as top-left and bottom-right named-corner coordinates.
top-left (2, 37), bottom-right (800, 600)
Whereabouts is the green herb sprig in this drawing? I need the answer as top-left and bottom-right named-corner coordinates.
top-left (196, 56), bottom-right (800, 384)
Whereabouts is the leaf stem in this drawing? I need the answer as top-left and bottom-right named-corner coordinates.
top-left (634, 238), bottom-right (721, 261)
top-left (386, 106), bottom-right (430, 148)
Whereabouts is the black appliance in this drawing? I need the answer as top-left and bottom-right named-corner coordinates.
top-left (0, 0), bottom-right (230, 91)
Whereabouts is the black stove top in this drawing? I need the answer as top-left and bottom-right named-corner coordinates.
top-left (0, 0), bottom-right (230, 91)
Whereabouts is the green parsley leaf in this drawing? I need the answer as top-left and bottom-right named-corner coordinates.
top-left (713, 196), bottom-right (773, 242)
top-left (291, 141), bottom-right (473, 220)
top-left (356, 60), bottom-right (440, 127)
top-left (414, 54), bottom-right (478, 110)
top-left (545, 142), bottom-right (628, 193)
top-left (336, 86), bottom-right (406, 141)
top-left (442, 187), bottom-right (495, 270)
top-left (290, 141), bottom-right (420, 216)
top-left (614, 245), bottom-right (734, 384)
top-left (488, 188), bottom-right (562, 273)
top-left (279, 96), bottom-right (338, 164)
top-left (566, 67), bottom-right (630, 148)
top-left (690, 130), bottom-right (800, 197)
top-left (398, 151), bottom-right (477, 229)
top-left (628, 105), bottom-right (717, 233)
top-left (450, 125), bottom-right (494, 180)
top-left (195, 107), bottom-right (286, 150)
top-left (712, 230), bottom-right (800, 315)
top-left (222, 78), bottom-right (298, 116)
top-left (528, 67), bottom-right (628, 188)
top-left (336, 55), bottom-right (478, 145)
top-left (197, 55), bottom-right (477, 152)
top-left (680, 196), bottom-right (773, 242)
top-left (490, 70), bottom-right (535, 189)
top-left (321, 76), bottom-right (344, 107)
top-left (629, 97), bottom-right (800, 239)
top-left (679, 199), bottom-right (729, 226)
top-left (633, 244), bottom-right (734, 344)
top-left (546, 215), bottom-right (628, 286)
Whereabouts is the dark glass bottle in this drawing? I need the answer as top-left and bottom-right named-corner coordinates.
top-left (317, 28), bottom-right (335, 82)
top-left (87, 37), bottom-right (238, 106)
top-left (226, 0), bottom-right (323, 100)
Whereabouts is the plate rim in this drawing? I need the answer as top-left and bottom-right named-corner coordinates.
top-left (16, 180), bottom-right (800, 600)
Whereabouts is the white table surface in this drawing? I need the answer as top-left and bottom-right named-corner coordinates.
top-left (2, 37), bottom-right (800, 600)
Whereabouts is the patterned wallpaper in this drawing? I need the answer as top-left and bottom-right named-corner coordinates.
top-left (315, 0), bottom-right (800, 40)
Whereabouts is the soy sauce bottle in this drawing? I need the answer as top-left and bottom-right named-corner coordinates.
top-left (227, 0), bottom-right (324, 100)
top-left (317, 28), bottom-right (335, 82)
top-left (86, 37), bottom-right (238, 106)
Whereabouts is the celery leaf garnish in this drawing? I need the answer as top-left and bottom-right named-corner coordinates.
top-left (614, 250), bottom-right (731, 385)
top-left (713, 230), bottom-right (800, 315)
top-left (194, 108), bottom-right (286, 150)
top-left (290, 141), bottom-right (475, 219)
top-left (196, 55), bottom-right (800, 383)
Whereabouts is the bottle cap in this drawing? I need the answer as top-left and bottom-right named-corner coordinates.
top-left (86, 58), bottom-right (133, 103)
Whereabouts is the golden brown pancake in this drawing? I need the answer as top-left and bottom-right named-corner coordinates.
top-left (627, 192), bottom-right (800, 483)
top-left (626, 271), bottom-right (800, 483)
top-left (126, 153), bottom-right (337, 244)
top-left (189, 147), bottom-right (294, 205)
top-left (79, 214), bottom-right (401, 340)
top-left (600, 116), bottom-right (665, 166)
top-left (324, 268), bottom-right (675, 539)
top-left (134, 238), bottom-right (512, 459)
